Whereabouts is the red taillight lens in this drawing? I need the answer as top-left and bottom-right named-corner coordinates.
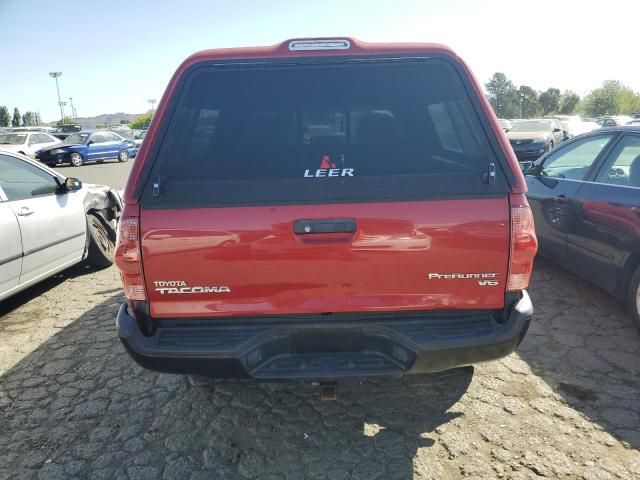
top-left (507, 205), bottom-right (538, 292)
top-left (115, 217), bottom-right (146, 301)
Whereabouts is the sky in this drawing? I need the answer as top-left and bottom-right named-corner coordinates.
top-left (1, 0), bottom-right (638, 123)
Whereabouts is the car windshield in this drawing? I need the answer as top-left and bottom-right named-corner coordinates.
top-left (509, 120), bottom-right (552, 133)
top-left (63, 133), bottom-right (90, 144)
top-left (0, 133), bottom-right (27, 145)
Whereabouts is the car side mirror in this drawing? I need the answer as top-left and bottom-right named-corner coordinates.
top-left (520, 161), bottom-right (534, 174)
top-left (65, 177), bottom-right (82, 192)
top-left (553, 128), bottom-right (561, 133)
top-left (87, 140), bottom-right (94, 145)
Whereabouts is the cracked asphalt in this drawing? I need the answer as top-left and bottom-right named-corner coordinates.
top-left (1, 258), bottom-right (639, 479)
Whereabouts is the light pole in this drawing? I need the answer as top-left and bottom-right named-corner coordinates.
top-left (49, 72), bottom-right (63, 125)
top-left (59, 102), bottom-right (67, 124)
top-left (69, 97), bottom-right (77, 119)
top-left (148, 98), bottom-right (156, 114)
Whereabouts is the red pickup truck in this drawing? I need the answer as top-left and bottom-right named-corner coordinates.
top-left (115, 38), bottom-right (537, 380)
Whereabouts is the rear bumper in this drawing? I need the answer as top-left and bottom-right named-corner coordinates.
top-left (116, 292), bottom-right (533, 380)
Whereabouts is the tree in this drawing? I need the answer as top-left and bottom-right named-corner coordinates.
top-left (485, 73), bottom-right (520, 118)
top-left (558, 91), bottom-right (580, 114)
top-left (120, 119), bottom-right (130, 124)
top-left (130, 113), bottom-right (152, 130)
top-left (582, 80), bottom-right (624, 117)
top-left (539, 88), bottom-right (561, 115)
top-left (0, 106), bottom-right (10, 127)
top-left (11, 108), bottom-right (21, 127)
top-left (22, 111), bottom-right (34, 126)
top-left (517, 85), bottom-right (539, 118)
top-left (615, 85), bottom-right (640, 115)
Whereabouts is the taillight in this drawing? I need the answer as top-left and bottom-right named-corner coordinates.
top-left (115, 216), bottom-right (146, 301)
top-left (507, 203), bottom-right (538, 292)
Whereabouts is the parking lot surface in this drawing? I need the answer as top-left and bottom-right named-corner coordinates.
top-left (1, 258), bottom-right (639, 480)
top-left (53, 159), bottom-right (133, 190)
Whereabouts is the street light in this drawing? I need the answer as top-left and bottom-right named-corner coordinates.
top-left (49, 72), bottom-right (64, 125)
top-left (148, 98), bottom-right (156, 114)
top-left (69, 97), bottom-right (77, 119)
top-left (59, 102), bottom-right (67, 124)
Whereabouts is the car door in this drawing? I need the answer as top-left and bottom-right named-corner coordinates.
top-left (0, 189), bottom-right (22, 300)
top-left (102, 132), bottom-right (123, 159)
top-left (0, 153), bottom-right (86, 285)
top-left (86, 133), bottom-right (108, 161)
top-left (567, 133), bottom-right (640, 296)
top-left (525, 133), bottom-right (617, 263)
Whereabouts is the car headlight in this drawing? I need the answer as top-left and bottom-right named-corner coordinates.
top-left (50, 148), bottom-right (65, 155)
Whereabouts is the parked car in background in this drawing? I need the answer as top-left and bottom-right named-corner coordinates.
top-left (9, 126), bottom-right (55, 133)
top-left (36, 131), bottom-right (136, 167)
top-left (507, 118), bottom-right (565, 161)
top-left (498, 119), bottom-right (512, 132)
top-left (523, 126), bottom-right (640, 331)
top-left (0, 131), bottom-right (60, 158)
top-left (134, 129), bottom-right (147, 148)
top-left (51, 124), bottom-right (82, 140)
top-left (597, 116), bottom-right (634, 127)
top-left (0, 151), bottom-right (122, 301)
top-left (115, 37), bottom-right (537, 381)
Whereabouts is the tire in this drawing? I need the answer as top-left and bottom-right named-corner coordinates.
top-left (70, 152), bottom-right (84, 167)
top-left (86, 214), bottom-right (114, 268)
top-left (627, 266), bottom-right (640, 333)
top-left (118, 149), bottom-right (129, 162)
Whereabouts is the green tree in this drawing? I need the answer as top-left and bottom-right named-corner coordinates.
top-left (11, 107), bottom-right (21, 127)
top-left (22, 111), bottom-right (34, 126)
top-left (120, 119), bottom-right (130, 124)
top-left (485, 73), bottom-right (519, 118)
top-left (558, 91), bottom-right (580, 114)
top-left (538, 88), bottom-right (561, 115)
top-left (583, 80), bottom-right (624, 116)
top-left (0, 106), bottom-right (10, 127)
top-left (517, 85), bottom-right (539, 118)
top-left (615, 85), bottom-right (640, 114)
top-left (130, 113), bottom-right (152, 130)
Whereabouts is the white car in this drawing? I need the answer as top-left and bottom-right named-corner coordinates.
top-left (0, 132), bottom-right (60, 158)
top-left (0, 151), bottom-right (122, 301)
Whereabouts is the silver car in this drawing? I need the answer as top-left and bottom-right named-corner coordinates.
top-left (0, 151), bottom-right (122, 301)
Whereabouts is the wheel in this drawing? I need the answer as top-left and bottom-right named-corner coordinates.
top-left (627, 266), bottom-right (640, 333)
top-left (85, 214), bottom-right (114, 268)
top-left (70, 152), bottom-right (84, 167)
top-left (118, 149), bottom-right (129, 162)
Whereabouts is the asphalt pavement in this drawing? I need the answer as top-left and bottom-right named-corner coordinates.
top-left (52, 159), bottom-right (134, 190)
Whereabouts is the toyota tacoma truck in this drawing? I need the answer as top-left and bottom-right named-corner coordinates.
top-left (115, 38), bottom-right (537, 380)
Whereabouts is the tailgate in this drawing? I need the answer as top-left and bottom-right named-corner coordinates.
top-left (141, 199), bottom-right (509, 318)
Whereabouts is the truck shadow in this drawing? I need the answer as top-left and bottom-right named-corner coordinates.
top-left (0, 263), bottom-right (106, 318)
top-left (0, 293), bottom-right (473, 479)
top-left (517, 257), bottom-right (640, 450)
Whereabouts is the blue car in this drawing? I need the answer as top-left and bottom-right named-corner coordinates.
top-left (36, 131), bottom-right (136, 167)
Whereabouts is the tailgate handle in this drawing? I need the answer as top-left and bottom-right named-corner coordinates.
top-left (293, 218), bottom-right (357, 235)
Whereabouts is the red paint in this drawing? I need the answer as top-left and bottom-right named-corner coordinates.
top-left (140, 200), bottom-right (510, 318)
